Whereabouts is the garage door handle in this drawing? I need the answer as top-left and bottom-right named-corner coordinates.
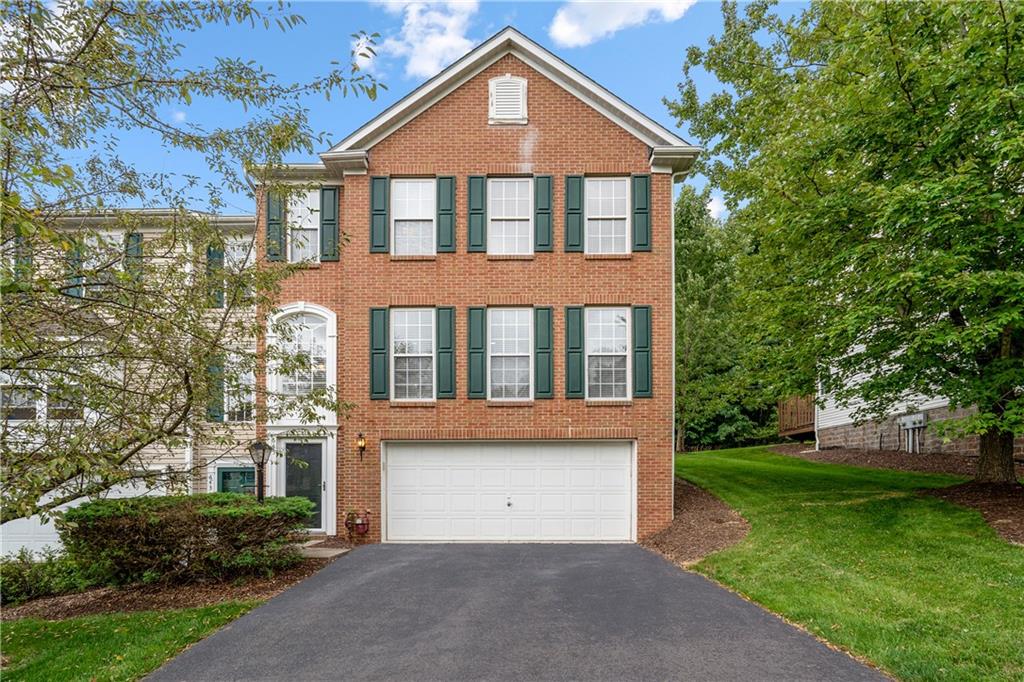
top-left (506, 499), bottom-right (512, 507)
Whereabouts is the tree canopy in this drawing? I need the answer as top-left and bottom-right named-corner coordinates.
top-left (669, 0), bottom-right (1023, 481)
top-left (0, 0), bottom-right (379, 521)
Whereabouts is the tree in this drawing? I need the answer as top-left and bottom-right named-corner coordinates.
top-left (674, 185), bottom-right (776, 451)
top-left (668, 1), bottom-right (1023, 482)
top-left (0, 0), bottom-right (379, 521)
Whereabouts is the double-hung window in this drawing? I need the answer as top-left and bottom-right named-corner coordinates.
top-left (1, 373), bottom-right (38, 421)
top-left (391, 308), bottom-right (435, 400)
top-left (585, 307), bottom-right (630, 399)
top-left (286, 190), bottom-right (320, 263)
top-left (488, 308), bottom-right (532, 400)
top-left (225, 238), bottom-right (255, 302)
top-left (391, 179), bottom-right (436, 256)
top-left (584, 178), bottom-right (629, 255)
top-left (225, 353), bottom-right (255, 422)
top-left (279, 314), bottom-right (327, 396)
top-left (487, 178), bottom-right (532, 255)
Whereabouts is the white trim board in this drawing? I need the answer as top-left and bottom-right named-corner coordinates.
top-left (324, 27), bottom-right (698, 158)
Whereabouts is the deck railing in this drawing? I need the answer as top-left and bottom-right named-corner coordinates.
top-left (778, 395), bottom-right (815, 437)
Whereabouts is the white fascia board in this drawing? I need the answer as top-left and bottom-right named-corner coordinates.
top-left (328, 27), bottom-right (693, 154)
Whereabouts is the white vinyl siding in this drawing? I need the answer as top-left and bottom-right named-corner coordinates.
top-left (487, 308), bottom-right (532, 400)
top-left (584, 178), bottom-right (629, 255)
top-left (286, 190), bottom-right (320, 263)
top-left (391, 179), bottom-right (436, 256)
top-left (585, 307), bottom-right (630, 399)
top-left (391, 308), bottom-right (435, 401)
top-left (487, 178), bottom-right (532, 255)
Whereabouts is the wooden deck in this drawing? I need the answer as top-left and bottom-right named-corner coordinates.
top-left (778, 395), bottom-right (815, 437)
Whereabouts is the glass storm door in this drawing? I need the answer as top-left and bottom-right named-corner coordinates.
top-left (286, 442), bottom-right (324, 530)
top-left (218, 467), bottom-right (255, 495)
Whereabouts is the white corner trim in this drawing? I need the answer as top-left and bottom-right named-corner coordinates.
top-left (327, 27), bottom-right (693, 154)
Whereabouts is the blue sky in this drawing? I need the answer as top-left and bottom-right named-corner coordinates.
top-left (130, 1), bottom-right (761, 217)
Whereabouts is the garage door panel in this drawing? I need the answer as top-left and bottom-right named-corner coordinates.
top-left (385, 441), bottom-right (632, 543)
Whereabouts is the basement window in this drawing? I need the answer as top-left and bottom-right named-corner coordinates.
top-left (488, 75), bottom-right (527, 125)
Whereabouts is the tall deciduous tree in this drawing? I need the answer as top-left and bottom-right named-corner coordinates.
top-left (0, 0), bottom-right (379, 521)
top-left (668, 1), bottom-right (1023, 482)
top-left (674, 185), bottom-right (775, 451)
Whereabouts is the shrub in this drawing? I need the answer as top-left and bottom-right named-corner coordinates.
top-left (0, 548), bottom-right (93, 605)
top-left (58, 493), bottom-right (314, 585)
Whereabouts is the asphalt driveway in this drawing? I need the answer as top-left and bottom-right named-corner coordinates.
top-left (148, 544), bottom-right (883, 681)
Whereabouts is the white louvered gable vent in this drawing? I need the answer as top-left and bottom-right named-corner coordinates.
top-left (488, 75), bottom-right (527, 124)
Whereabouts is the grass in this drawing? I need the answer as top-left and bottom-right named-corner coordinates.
top-left (1, 601), bottom-right (258, 682)
top-left (678, 447), bottom-right (1024, 682)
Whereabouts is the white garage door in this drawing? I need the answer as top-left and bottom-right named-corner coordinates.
top-left (384, 441), bottom-right (634, 542)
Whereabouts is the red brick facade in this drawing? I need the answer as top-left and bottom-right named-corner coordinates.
top-left (262, 54), bottom-right (676, 542)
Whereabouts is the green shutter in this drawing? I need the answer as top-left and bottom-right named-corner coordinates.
top-left (564, 176), bottom-right (583, 252)
top-left (534, 175), bottom-right (553, 252)
top-left (320, 187), bottom-right (339, 261)
top-left (631, 174), bottom-right (651, 251)
top-left (370, 308), bottom-right (389, 399)
top-left (370, 177), bottom-right (389, 253)
top-left (124, 232), bottom-right (143, 280)
top-left (266, 192), bottom-right (284, 261)
top-left (437, 176), bottom-right (456, 252)
top-left (66, 242), bottom-right (83, 298)
top-left (632, 305), bottom-right (652, 397)
top-left (436, 307), bottom-right (455, 398)
top-left (206, 244), bottom-right (224, 308)
top-left (467, 307), bottom-right (486, 398)
top-left (467, 175), bottom-right (486, 252)
top-left (534, 307), bottom-right (553, 398)
top-left (565, 306), bottom-right (584, 398)
top-left (206, 358), bottom-right (224, 422)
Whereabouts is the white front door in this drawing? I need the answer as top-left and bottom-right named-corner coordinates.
top-left (384, 441), bottom-right (634, 543)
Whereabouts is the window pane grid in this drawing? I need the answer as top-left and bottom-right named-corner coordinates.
top-left (488, 179), bottom-right (532, 255)
top-left (392, 180), bottom-right (436, 256)
top-left (586, 308), bottom-right (628, 399)
top-left (392, 309), bottom-right (434, 400)
top-left (489, 309), bottom-right (531, 399)
top-left (585, 178), bottom-right (629, 254)
top-left (286, 190), bottom-right (320, 263)
top-left (280, 314), bottom-right (328, 397)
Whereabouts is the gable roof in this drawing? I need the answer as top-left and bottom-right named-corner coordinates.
top-left (320, 27), bottom-right (699, 174)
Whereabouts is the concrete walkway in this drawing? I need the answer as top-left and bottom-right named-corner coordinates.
top-left (148, 544), bottom-right (883, 681)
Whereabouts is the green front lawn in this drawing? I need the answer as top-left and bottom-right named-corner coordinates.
top-left (679, 447), bottom-right (1023, 681)
top-left (1, 602), bottom-right (257, 682)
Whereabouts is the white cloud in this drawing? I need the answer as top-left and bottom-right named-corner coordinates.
top-left (549, 0), bottom-right (696, 48)
top-left (171, 110), bottom-right (187, 123)
top-left (706, 194), bottom-right (727, 220)
top-left (376, 1), bottom-right (479, 79)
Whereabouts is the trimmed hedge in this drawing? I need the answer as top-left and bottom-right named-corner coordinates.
top-left (58, 493), bottom-right (314, 585)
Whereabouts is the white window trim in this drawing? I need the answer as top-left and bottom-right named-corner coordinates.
top-left (208, 460), bottom-right (256, 494)
top-left (583, 177), bottom-right (631, 256)
top-left (266, 430), bottom-right (336, 536)
top-left (265, 302), bottom-right (338, 428)
top-left (584, 306), bottom-right (632, 401)
top-left (389, 307), bottom-right (437, 402)
top-left (224, 351), bottom-right (255, 424)
top-left (285, 189), bottom-right (321, 265)
top-left (486, 307), bottom-right (534, 401)
top-left (486, 177), bottom-right (534, 256)
top-left (390, 178), bottom-right (437, 256)
top-left (488, 74), bottom-right (528, 125)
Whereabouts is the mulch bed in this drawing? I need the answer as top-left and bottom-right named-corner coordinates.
top-left (770, 443), bottom-right (1024, 478)
top-left (642, 478), bottom-right (750, 567)
top-left (1, 557), bottom-right (333, 622)
top-left (923, 482), bottom-right (1024, 545)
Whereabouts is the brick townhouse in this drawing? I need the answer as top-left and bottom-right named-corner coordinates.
top-left (257, 27), bottom-right (698, 543)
